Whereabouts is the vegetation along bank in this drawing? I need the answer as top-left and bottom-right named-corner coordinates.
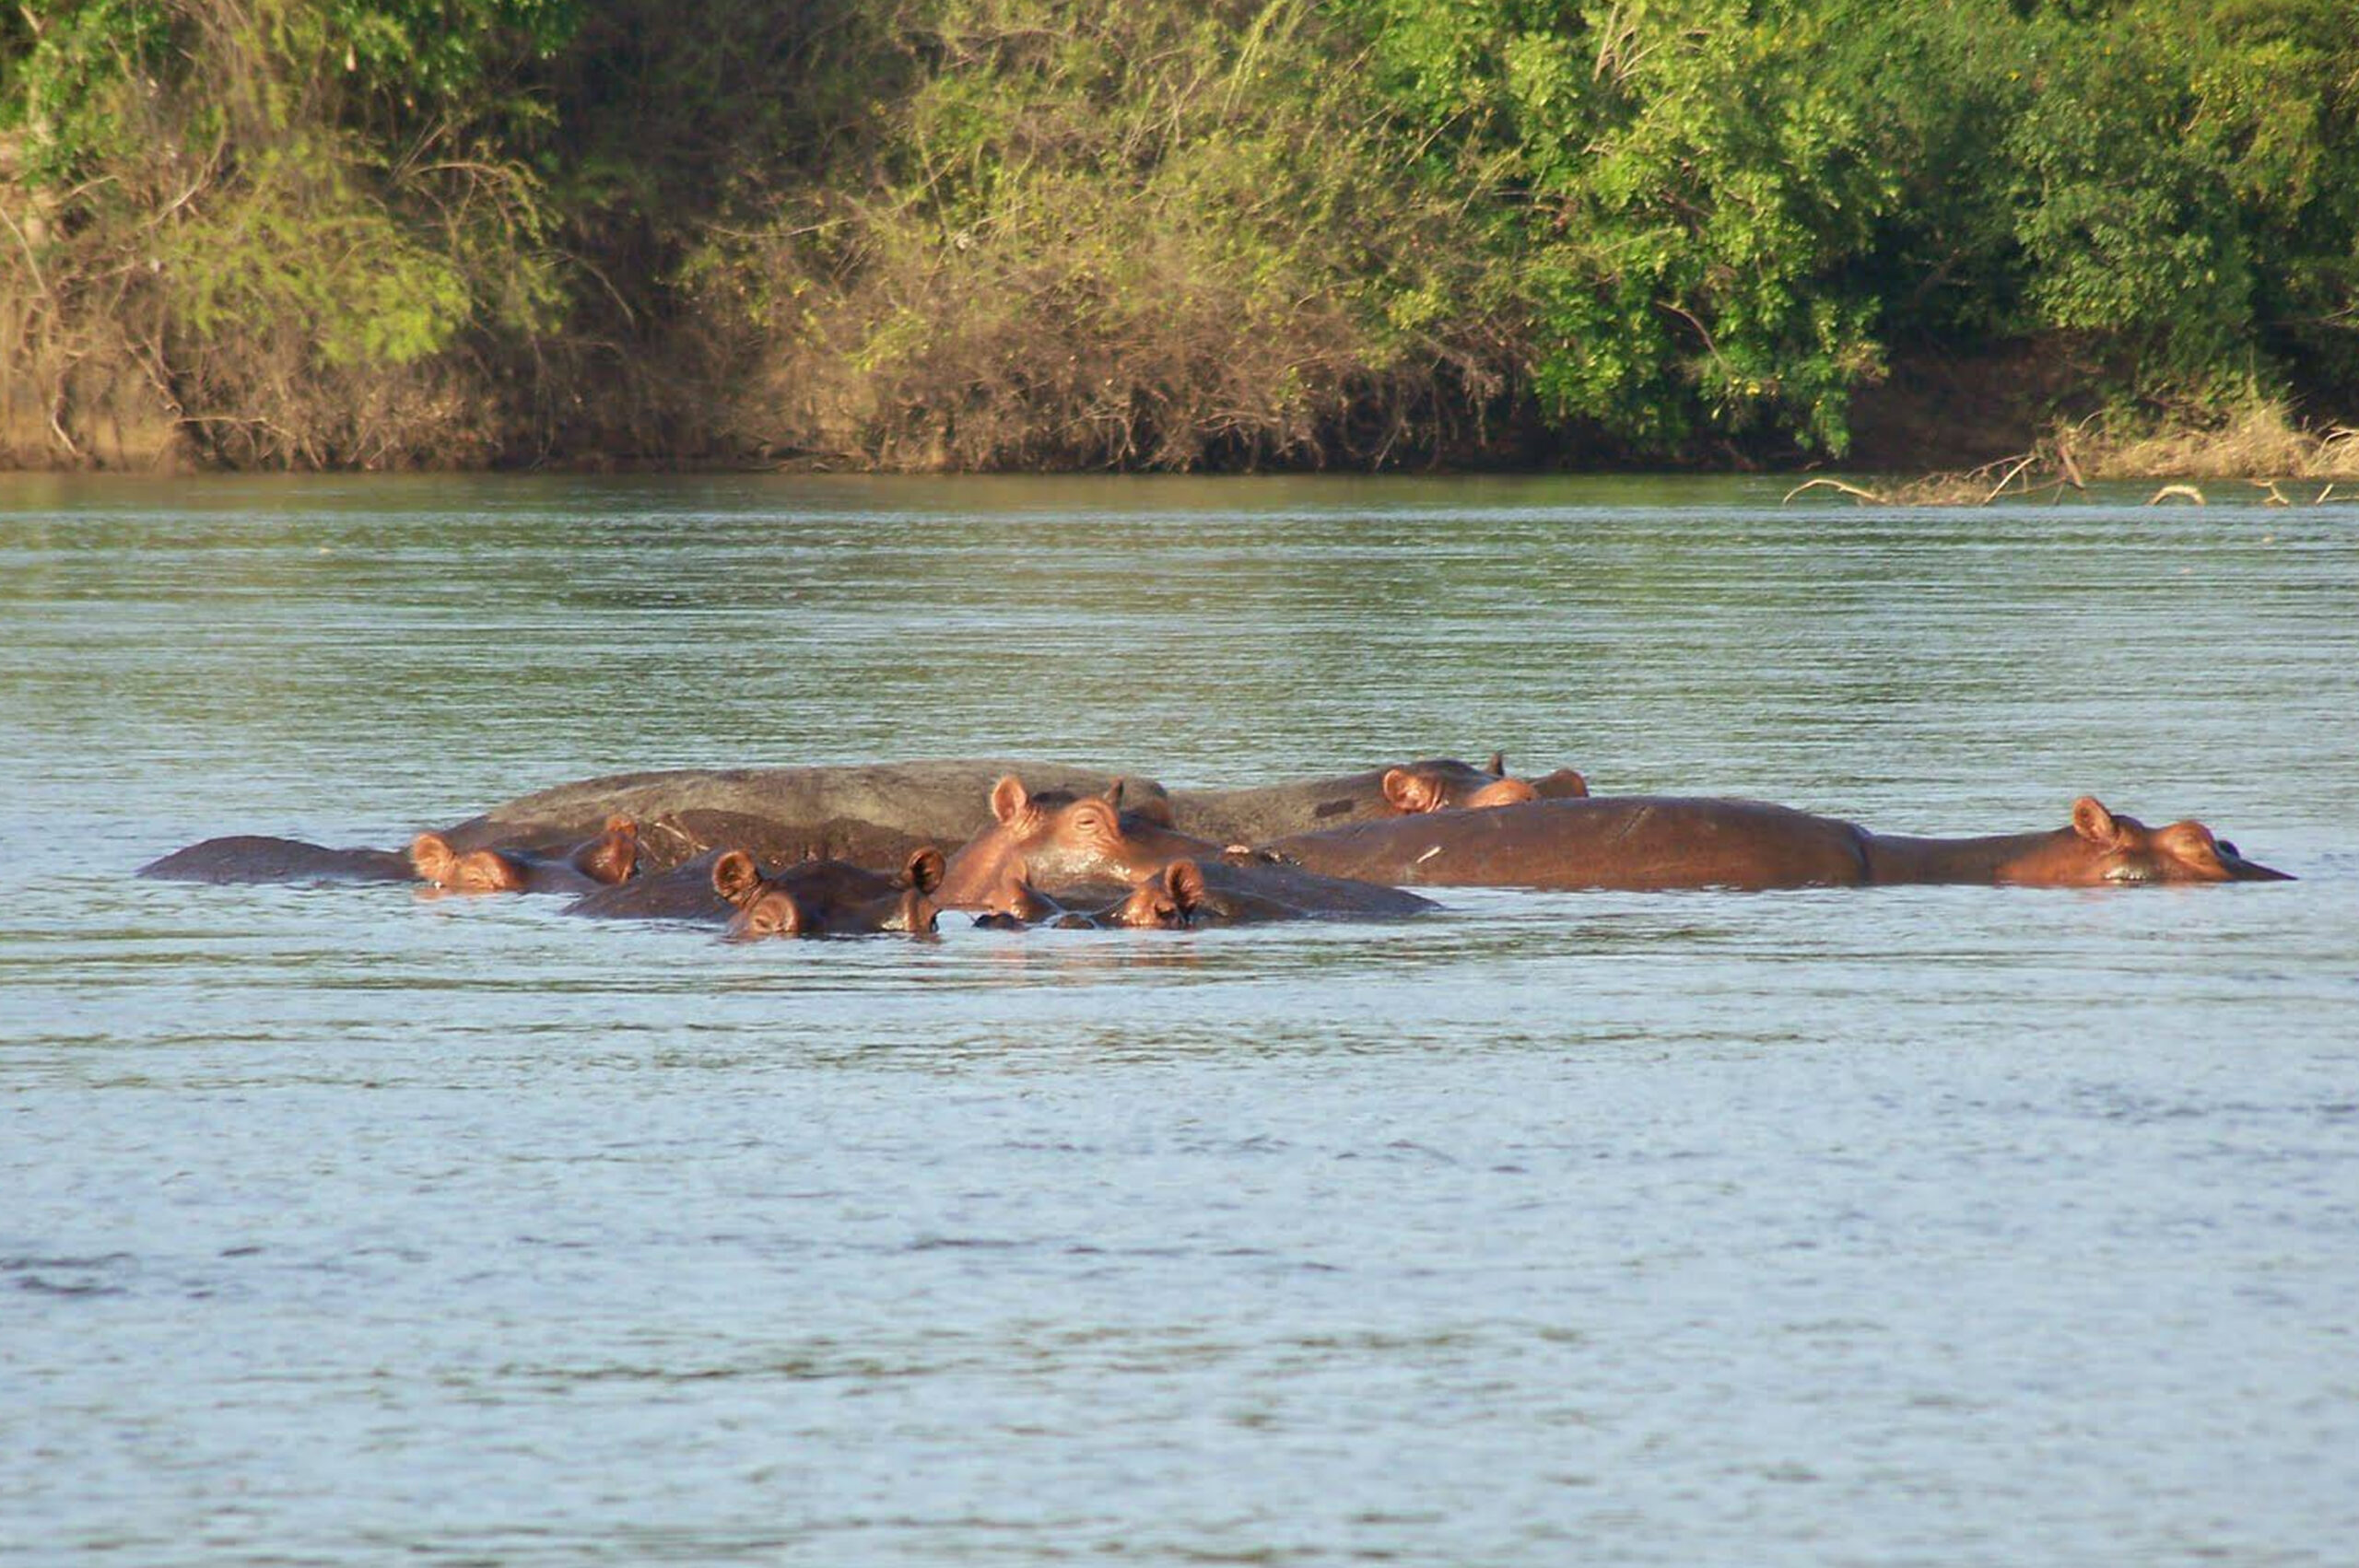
top-left (5, 0), bottom-right (2356, 475)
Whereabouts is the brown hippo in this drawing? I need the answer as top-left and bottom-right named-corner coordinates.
top-left (1258, 795), bottom-right (2291, 891)
top-left (937, 776), bottom-right (1217, 910)
top-left (409, 815), bottom-right (640, 895)
top-left (426, 761), bottom-right (1173, 876)
top-left (420, 755), bottom-right (1590, 874)
top-left (567, 845), bottom-right (944, 937)
top-left (1169, 754), bottom-right (1586, 844)
top-left (1380, 753), bottom-right (1555, 813)
top-left (716, 848), bottom-right (944, 939)
top-left (137, 836), bottom-right (417, 884)
top-left (975, 852), bottom-right (1438, 929)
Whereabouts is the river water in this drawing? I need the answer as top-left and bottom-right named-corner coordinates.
top-left (3, 474), bottom-right (2355, 1566)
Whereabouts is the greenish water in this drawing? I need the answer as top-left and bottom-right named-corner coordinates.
top-left (3, 474), bottom-right (2355, 1566)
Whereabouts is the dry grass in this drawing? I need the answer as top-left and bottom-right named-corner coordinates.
top-left (2068, 399), bottom-right (2359, 482)
top-left (1790, 397), bottom-right (2359, 508)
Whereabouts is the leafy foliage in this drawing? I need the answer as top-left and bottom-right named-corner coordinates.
top-left (4, 0), bottom-right (2357, 468)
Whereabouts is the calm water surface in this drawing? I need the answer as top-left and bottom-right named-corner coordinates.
top-left (3, 474), bottom-right (2355, 1566)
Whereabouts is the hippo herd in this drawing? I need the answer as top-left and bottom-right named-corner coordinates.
top-left (138, 754), bottom-right (2294, 939)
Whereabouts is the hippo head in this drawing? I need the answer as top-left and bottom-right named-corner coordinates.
top-left (408, 815), bottom-right (640, 895)
top-left (970, 860), bottom-right (1212, 930)
top-left (1100, 860), bottom-right (1212, 929)
top-left (570, 815), bottom-right (640, 885)
top-left (2043, 797), bottom-right (2294, 884)
top-left (713, 847), bottom-right (945, 939)
top-left (937, 775), bottom-right (1206, 909)
top-left (1379, 754), bottom-right (1543, 813)
top-left (409, 832), bottom-right (532, 893)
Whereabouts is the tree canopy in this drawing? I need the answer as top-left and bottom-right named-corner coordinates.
top-left (6, 0), bottom-right (2354, 468)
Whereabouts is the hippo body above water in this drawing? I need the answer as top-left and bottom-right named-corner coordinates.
top-left (136, 836), bottom-right (417, 885)
top-left (1259, 795), bottom-right (2292, 891)
top-left (426, 755), bottom-right (1576, 875)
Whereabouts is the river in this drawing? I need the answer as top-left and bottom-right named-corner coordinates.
top-left (3, 474), bottom-right (2354, 1565)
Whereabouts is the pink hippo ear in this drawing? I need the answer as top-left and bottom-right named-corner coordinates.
top-left (1381, 767), bottom-right (1444, 814)
top-left (710, 849), bottom-right (765, 907)
top-left (1165, 860), bottom-right (1207, 915)
top-left (576, 817), bottom-right (640, 885)
top-left (408, 833), bottom-right (460, 886)
top-left (989, 775), bottom-right (1033, 826)
top-left (904, 847), bottom-right (946, 895)
top-left (2071, 797), bottom-right (2125, 846)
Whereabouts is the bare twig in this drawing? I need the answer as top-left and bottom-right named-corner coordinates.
top-left (1982, 452), bottom-right (2038, 503)
top-left (1783, 477), bottom-right (1888, 505)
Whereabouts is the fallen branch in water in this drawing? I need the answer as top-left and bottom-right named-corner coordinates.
top-left (2148, 484), bottom-right (2206, 505)
top-left (1781, 477), bottom-right (1890, 505)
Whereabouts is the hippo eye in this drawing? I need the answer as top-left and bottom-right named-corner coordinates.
top-left (2215, 838), bottom-right (2240, 860)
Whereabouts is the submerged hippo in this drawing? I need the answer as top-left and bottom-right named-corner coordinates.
top-left (978, 852), bottom-right (1438, 929)
top-left (568, 845), bottom-right (944, 938)
top-left (1258, 795), bottom-right (2292, 891)
top-left (1375, 753), bottom-right (1582, 814)
top-left (715, 848), bottom-right (944, 939)
top-left (136, 836), bottom-right (417, 884)
top-left (409, 815), bottom-right (640, 895)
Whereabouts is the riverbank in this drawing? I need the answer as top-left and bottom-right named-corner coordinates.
top-left (9, 365), bottom-right (2353, 488)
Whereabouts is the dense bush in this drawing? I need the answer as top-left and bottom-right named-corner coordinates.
top-left (4, 0), bottom-right (2355, 468)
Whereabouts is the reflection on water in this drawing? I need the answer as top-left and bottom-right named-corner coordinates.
top-left (3, 474), bottom-right (2356, 1566)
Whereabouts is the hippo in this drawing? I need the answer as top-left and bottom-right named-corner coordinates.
top-left (1257, 795), bottom-right (2291, 891)
top-left (1380, 753), bottom-right (1558, 813)
top-left (417, 755), bottom-right (1590, 874)
top-left (568, 845), bottom-right (945, 937)
top-left (976, 851), bottom-right (1439, 929)
top-left (136, 836), bottom-right (417, 884)
top-left (936, 776), bottom-right (1221, 910)
top-left (425, 761), bottom-right (1173, 876)
top-left (716, 848), bottom-right (944, 939)
top-left (409, 815), bottom-right (640, 895)
top-left (1166, 754), bottom-right (1587, 843)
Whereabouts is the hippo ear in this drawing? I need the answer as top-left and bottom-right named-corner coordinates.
top-left (1109, 777), bottom-right (1175, 826)
top-left (1165, 860), bottom-right (1207, 914)
top-left (577, 818), bottom-right (640, 885)
top-left (989, 775), bottom-right (1030, 825)
top-left (1381, 767), bottom-right (1442, 813)
top-left (2071, 797), bottom-right (2124, 846)
top-left (711, 849), bottom-right (764, 906)
top-left (408, 833), bottom-right (459, 885)
top-left (904, 846), bottom-right (946, 895)
top-left (1486, 751), bottom-right (1507, 777)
